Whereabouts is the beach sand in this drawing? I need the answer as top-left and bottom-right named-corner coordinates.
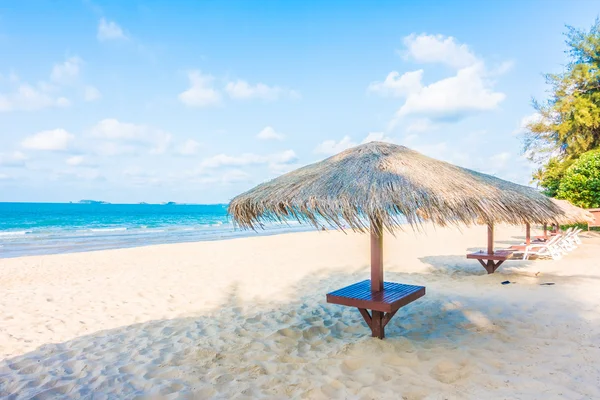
top-left (1, 224), bottom-right (599, 399)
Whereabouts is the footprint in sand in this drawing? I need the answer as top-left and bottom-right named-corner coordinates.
top-left (429, 359), bottom-right (470, 384)
top-left (302, 325), bottom-right (328, 340)
top-left (118, 364), bottom-right (139, 375)
top-left (193, 387), bottom-right (216, 397)
top-left (401, 388), bottom-right (429, 400)
top-left (340, 358), bottom-right (366, 374)
top-left (246, 315), bottom-right (262, 323)
top-left (62, 359), bottom-right (87, 375)
top-left (8, 358), bottom-right (38, 372)
top-left (276, 327), bottom-right (303, 339)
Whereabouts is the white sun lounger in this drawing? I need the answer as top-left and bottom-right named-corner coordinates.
top-left (522, 234), bottom-right (565, 260)
top-left (571, 228), bottom-right (583, 245)
top-left (556, 227), bottom-right (582, 252)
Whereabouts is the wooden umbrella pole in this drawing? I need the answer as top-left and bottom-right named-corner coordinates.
top-left (543, 223), bottom-right (547, 238)
top-left (370, 218), bottom-right (384, 338)
top-left (370, 219), bottom-right (384, 292)
top-left (525, 223), bottom-right (531, 245)
top-left (487, 223), bottom-right (494, 255)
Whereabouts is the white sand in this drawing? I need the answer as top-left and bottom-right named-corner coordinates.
top-left (1, 224), bottom-right (599, 399)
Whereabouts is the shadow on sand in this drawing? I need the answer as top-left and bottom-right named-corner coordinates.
top-left (1, 264), bottom-right (599, 399)
top-left (418, 253), bottom-right (536, 277)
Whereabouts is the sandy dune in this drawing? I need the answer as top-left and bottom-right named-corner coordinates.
top-left (1, 224), bottom-right (599, 399)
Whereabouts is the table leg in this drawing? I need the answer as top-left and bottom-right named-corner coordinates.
top-left (372, 311), bottom-right (384, 339)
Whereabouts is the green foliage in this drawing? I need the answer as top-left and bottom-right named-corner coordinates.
top-left (532, 158), bottom-right (574, 196)
top-left (524, 19), bottom-right (600, 193)
top-left (557, 149), bottom-right (600, 207)
top-left (560, 222), bottom-right (600, 231)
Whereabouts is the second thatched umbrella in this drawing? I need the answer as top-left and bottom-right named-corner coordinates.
top-left (228, 142), bottom-right (564, 338)
top-left (536, 199), bottom-right (595, 238)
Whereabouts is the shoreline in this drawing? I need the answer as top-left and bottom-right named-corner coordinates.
top-left (0, 223), bottom-right (317, 259)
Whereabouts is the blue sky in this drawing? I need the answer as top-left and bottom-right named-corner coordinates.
top-left (0, 1), bottom-right (595, 203)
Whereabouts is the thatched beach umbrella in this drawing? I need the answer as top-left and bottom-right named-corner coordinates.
top-left (551, 199), bottom-right (594, 225)
top-left (535, 199), bottom-right (595, 238)
top-left (228, 142), bottom-right (564, 338)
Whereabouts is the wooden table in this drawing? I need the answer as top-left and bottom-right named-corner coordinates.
top-left (466, 249), bottom-right (515, 274)
top-left (327, 280), bottom-right (425, 339)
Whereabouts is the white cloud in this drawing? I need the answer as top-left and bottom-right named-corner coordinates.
top-left (0, 151), bottom-right (27, 167)
top-left (411, 141), bottom-right (449, 161)
top-left (314, 132), bottom-right (393, 156)
top-left (371, 34), bottom-right (508, 125)
top-left (395, 63), bottom-right (505, 120)
top-left (368, 70), bottom-right (423, 97)
top-left (513, 113), bottom-right (542, 135)
top-left (221, 169), bottom-right (252, 183)
top-left (193, 169), bottom-right (252, 185)
top-left (490, 61), bottom-right (515, 76)
top-left (84, 86), bottom-right (101, 102)
top-left (179, 71), bottom-right (221, 107)
top-left (406, 119), bottom-right (436, 133)
top-left (21, 129), bottom-right (74, 151)
top-left (225, 80), bottom-right (299, 101)
top-left (361, 132), bottom-right (395, 144)
top-left (0, 84), bottom-right (70, 112)
top-left (489, 152), bottom-right (512, 171)
top-left (89, 119), bottom-right (172, 155)
top-left (66, 155), bottom-right (85, 166)
top-left (90, 118), bottom-right (145, 140)
top-left (123, 167), bottom-right (164, 186)
top-left (51, 57), bottom-right (82, 84)
top-left (1, 57), bottom-right (97, 111)
top-left (408, 137), bottom-right (528, 183)
top-left (149, 132), bottom-right (172, 155)
top-left (52, 169), bottom-right (105, 182)
top-left (402, 33), bottom-right (478, 68)
top-left (0, 72), bottom-right (19, 83)
top-left (192, 150), bottom-right (298, 185)
top-left (95, 141), bottom-right (137, 156)
top-left (0, 173), bottom-right (9, 180)
top-left (257, 126), bottom-right (284, 141)
top-left (403, 134), bottom-right (419, 145)
top-left (200, 150), bottom-right (297, 169)
top-left (268, 162), bottom-right (302, 175)
top-left (97, 18), bottom-right (127, 41)
top-left (177, 139), bottom-right (202, 156)
top-left (314, 136), bottom-right (356, 155)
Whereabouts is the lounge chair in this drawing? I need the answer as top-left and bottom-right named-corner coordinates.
top-left (522, 234), bottom-right (564, 260)
top-left (571, 228), bottom-right (583, 245)
top-left (552, 228), bottom-right (571, 251)
top-left (556, 227), bottom-right (580, 252)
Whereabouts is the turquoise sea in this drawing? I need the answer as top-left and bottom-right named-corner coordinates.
top-left (0, 203), bottom-right (313, 258)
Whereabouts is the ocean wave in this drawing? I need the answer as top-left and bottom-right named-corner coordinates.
top-left (142, 229), bottom-right (165, 233)
top-left (89, 227), bottom-right (128, 233)
top-left (0, 230), bottom-right (30, 237)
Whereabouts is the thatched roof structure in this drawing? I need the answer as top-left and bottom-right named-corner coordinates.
top-left (228, 142), bottom-right (564, 233)
top-left (550, 199), bottom-right (594, 224)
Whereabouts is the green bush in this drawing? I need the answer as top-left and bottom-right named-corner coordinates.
top-left (534, 158), bottom-right (574, 197)
top-left (557, 149), bottom-right (600, 208)
top-left (559, 223), bottom-right (600, 231)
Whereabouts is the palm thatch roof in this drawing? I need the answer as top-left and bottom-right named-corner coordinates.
top-left (550, 199), bottom-right (594, 224)
top-left (228, 142), bottom-right (564, 233)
